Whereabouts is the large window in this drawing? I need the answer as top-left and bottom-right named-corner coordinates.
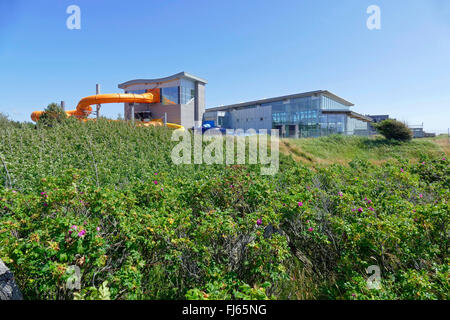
top-left (180, 79), bottom-right (195, 104)
top-left (267, 96), bottom-right (321, 137)
top-left (347, 117), bottom-right (369, 136)
top-left (321, 96), bottom-right (350, 110)
top-left (161, 87), bottom-right (179, 105)
top-left (269, 97), bottom-right (320, 126)
top-left (319, 114), bottom-right (346, 135)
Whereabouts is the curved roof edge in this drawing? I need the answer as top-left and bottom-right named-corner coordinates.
top-left (118, 72), bottom-right (207, 89)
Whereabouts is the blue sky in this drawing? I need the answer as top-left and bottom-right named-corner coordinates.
top-left (0, 0), bottom-right (449, 133)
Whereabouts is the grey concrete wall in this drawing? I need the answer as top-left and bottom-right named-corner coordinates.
top-left (180, 100), bottom-right (195, 128)
top-left (227, 105), bottom-right (272, 131)
top-left (147, 104), bottom-right (181, 124)
top-left (195, 82), bottom-right (205, 127)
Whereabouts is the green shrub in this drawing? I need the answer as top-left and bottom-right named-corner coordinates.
top-left (375, 119), bottom-right (413, 142)
top-left (38, 103), bottom-right (67, 127)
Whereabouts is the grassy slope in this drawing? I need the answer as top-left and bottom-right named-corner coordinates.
top-left (280, 135), bottom-right (449, 166)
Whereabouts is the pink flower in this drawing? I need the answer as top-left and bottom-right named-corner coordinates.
top-left (257, 218), bottom-right (262, 226)
top-left (153, 180), bottom-right (158, 185)
top-left (78, 230), bottom-right (86, 237)
top-left (308, 227), bottom-right (313, 232)
top-left (358, 208), bottom-right (363, 213)
top-left (298, 202), bottom-right (303, 207)
top-left (338, 192), bottom-right (343, 197)
top-left (369, 207), bottom-right (374, 211)
top-left (96, 227), bottom-right (100, 232)
top-left (230, 185), bottom-right (234, 188)
top-left (43, 203), bottom-right (48, 207)
top-left (71, 225), bottom-right (78, 230)
top-left (68, 230), bottom-right (73, 235)
top-left (400, 168), bottom-right (404, 173)
top-left (154, 172), bottom-right (158, 175)
top-left (40, 192), bottom-right (46, 195)
top-left (352, 208), bottom-right (356, 212)
top-left (422, 162), bottom-right (425, 165)
top-left (443, 158), bottom-right (446, 161)
top-left (161, 188), bottom-right (164, 191)
top-left (419, 194), bottom-right (423, 198)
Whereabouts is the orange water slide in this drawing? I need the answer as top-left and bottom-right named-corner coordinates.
top-left (31, 89), bottom-right (161, 122)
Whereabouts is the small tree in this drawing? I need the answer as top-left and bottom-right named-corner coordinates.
top-left (0, 112), bottom-right (9, 126)
top-left (39, 103), bottom-right (67, 126)
top-left (375, 119), bottom-right (413, 142)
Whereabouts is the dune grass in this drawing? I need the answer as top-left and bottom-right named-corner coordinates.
top-left (280, 135), bottom-right (448, 165)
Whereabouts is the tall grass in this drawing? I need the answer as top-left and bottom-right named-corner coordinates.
top-left (282, 135), bottom-right (446, 165)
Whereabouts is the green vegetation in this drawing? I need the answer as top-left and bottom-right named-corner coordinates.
top-left (374, 119), bottom-right (413, 142)
top-left (0, 119), bottom-right (448, 300)
top-left (281, 135), bottom-right (446, 165)
top-left (38, 103), bottom-right (67, 127)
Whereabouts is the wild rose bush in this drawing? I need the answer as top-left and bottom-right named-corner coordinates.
top-left (0, 120), bottom-right (448, 300)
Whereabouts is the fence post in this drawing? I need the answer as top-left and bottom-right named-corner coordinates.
top-left (96, 84), bottom-right (101, 120)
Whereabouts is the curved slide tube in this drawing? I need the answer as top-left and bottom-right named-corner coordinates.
top-left (31, 89), bottom-right (184, 130)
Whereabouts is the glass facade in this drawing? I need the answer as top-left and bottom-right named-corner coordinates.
top-left (180, 79), bottom-right (195, 104)
top-left (319, 114), bottom-right (346, 135)
top-left (346, 117), bottom-right (369, 136)
top-left (321, 96), bottom-right (350, 110)
top-left (161, 87), bottom-right (179, 105)
top-left (126, 78), bottom-right (197, 106)
top-left (268, 96), bottom-right (321, 137)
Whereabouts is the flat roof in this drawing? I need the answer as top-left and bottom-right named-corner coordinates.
top-left (207, 90), bottom-right (354, 112)
top-left (322, 110), bottom-right (373, 122)
top-left (118, 72), bottom-right (207, 89)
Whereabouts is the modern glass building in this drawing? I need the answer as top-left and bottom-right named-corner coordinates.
top-left (204, 91), bottom-right (372, 138)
